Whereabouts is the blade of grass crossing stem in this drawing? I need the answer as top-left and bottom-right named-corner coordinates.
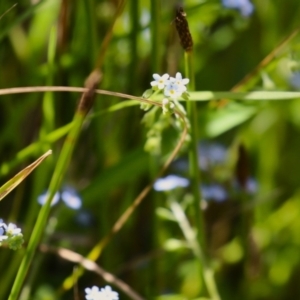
top-left (8, 71), bottom-right (101, 300)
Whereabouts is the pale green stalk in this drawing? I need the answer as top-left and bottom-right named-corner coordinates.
top-left (185, 52), bottom-right (221, 300)
top-left (8, 111), bottom-right (86, 300)
top-left (184, 52), bottom-right (206, 252)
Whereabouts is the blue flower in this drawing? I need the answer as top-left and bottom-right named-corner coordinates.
top-left (154, 175), bottom-right (189, 191)
top-left (222, 0), bottom-right (254, 17)
top-left (201, 184), bottom-right (228, 202)
top-left (234, 177), bottom-right (258, 194)
top-left (61, 187), bottom-right (82, 210)
top-left (37, 191), bottom-right (60, 206)
top-left (38, 187), bottom-right (82, 210)
top-left (6, 223), bottom-right (21, 236)
top-left (290, 72), bottom-right (300, 90)
top-left (198, 142), bottom-right (227, 171)
top-left (0, 220), bottom-right (8, 242)
top-left (75, 210), bottom-right (94, 227)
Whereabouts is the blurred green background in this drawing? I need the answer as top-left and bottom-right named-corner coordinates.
top-left (1, 0), bottom-right (300, 299)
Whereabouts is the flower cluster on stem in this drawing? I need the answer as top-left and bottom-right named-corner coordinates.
top-left (0, 219), bottom-right (24, 250)
top-left (150, 72), bottom-right (190, 114)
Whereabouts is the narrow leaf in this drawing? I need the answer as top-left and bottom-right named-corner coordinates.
top-left (0, 150), bottom-right (52, 201)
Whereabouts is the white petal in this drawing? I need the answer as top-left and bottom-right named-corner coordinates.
top-left (175, 72), bottom-right (182, 80)
top-left (153, 73), bottom-right (160, 80)
top-left (161, 73), bottom-right (170, 80)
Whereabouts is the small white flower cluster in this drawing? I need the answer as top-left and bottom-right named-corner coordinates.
top-left (0, 219), bottom-right (24, 250)
top-left (85, 285), bottom-right (119, 300)
top-left (150, 72), bottom-right (190, 114)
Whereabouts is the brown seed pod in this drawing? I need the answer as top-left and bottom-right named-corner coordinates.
top-left (175, 6), bottom-right (193, 52)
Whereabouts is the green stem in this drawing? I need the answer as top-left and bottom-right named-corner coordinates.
top-left (184, 51), bottom-right (221, 300)
top-left (184, 52), bottom-right (205, 252)
top-left (151, 0), bottom-right (160, 72)
top-left (129, 0), bottom-right (139, 92)
top-left (150, 1), bottom-right (161, 292)
top-left (8, 112), bottom-right (85, 300)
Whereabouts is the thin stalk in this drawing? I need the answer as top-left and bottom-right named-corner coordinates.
top-left (150, 0), bottom-right (160, 72)
top-left (185, 51), bottom-right (221, 300)
top-left (7, 69), bottom-right (101, 300)
top-left (84, 0), bottom-right (97, 66)
top-left (60, 103), bottom-right (188, 294)
top-left (129, 0), bottom-right (139, 92)
top-left (150, 0), bottom-right (162, 296)
top-left (169, 198), bottom-right (220, 300)
top-left (19, 26), bottom-right (58, 299)
top-left (8, 113), bottom-right (83, 300)
top-left (184, 52), bottom-right (205, 251)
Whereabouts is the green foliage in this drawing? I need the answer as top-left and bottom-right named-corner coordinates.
top-left (1, 0), bottom-right (300, 299)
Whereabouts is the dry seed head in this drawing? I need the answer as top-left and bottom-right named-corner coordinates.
top-left (175, 6), bottom-right (193, 52)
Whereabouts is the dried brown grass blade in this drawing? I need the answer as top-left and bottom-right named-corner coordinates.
top-left (0, 150), bottom-right (52, 201)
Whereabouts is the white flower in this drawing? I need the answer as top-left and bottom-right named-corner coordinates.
top-left (85, 286), bottom-right (101, 300)
top-left (99, 286), bottom-right (119, 300)
top-left (150, 73), bottom-right (169, 90)
top-left (169, 72), bottom-right (189, 93)
top-left (154, 175), bottom-right (189, 191)
top-left (6, 223), bottom-right (21, 236)
top-left (164, 82), bottom-right (182, 99)
top-left (85, 285), bottom-right (119, 300)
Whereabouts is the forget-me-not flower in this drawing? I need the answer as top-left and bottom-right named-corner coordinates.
top-left (6, 223), bottom-right (22, 236)
top-left (154, 175), bottom-right (189, 191)
top-left (169, 72), bottom-right (189, 93)
top-left (198, 142), bottom-right (227, 171)
top-left (85, 286), bottom-right (101, 300)
top-left (85, 285), bottom-right (119, 300)
top-left (38, 187), bottom-right (82, 210)
top-left (0, 220), bottom-right (8, 242)
top-left (290, 72), bottom-right (300, 89)
top-left (201, 184), bottom-right (228, 202)
top-left (151, 73), bottom-right (170, 90)
top-left (38, 191), bottom-right (60, 206)
top-left (99, 286), bottom-right (119, 300)
top-left (222, 0), bottom-right (254, 17)
top-left (0, 219), bottom-right (24, 249)
top-left (61, 187), bottom-right (82, 209)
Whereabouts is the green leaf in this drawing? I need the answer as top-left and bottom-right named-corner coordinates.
top-left (0, 150), bottom-right (52, 201)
